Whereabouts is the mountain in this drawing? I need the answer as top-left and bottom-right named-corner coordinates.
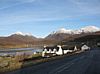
top-left (60, 31), bottom-right (100, 48)
top-left (52, 26), bottom-right (100, 34)
top-left (13, 31), bottom-right (33, 36)
top-left (0, 32), bottom-right (38, 48)
top-left (45, 33), bottom-right (72, 41)
top-left (46, 26), bottom-right (100, 41)
top-left (8, 32), bottom-right (38, 43)
top-left (80, 26), bottom-right (100, 33)
top-left (55, 28), bottom-right (73, 34)
top-left (0, 26), bottom-right (100, 48)
top-left (9, 32), bottom-right (37, 42)
top-left (0, 32), bottom-right (58, 48)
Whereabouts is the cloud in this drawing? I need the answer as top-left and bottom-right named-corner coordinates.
top-left (0, 15), bottom-right (66, 25)
top-left (0, 0), bottom-right (100, 25)
top-left (0, 0), bottom-right (36, 10)
top-left (70, 0), bottom-right (100, 15)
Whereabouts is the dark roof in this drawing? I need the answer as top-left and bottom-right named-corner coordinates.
top-left (43, 45), bottom-right (80, 51)
top-left (44, 46), bottom-right (59, 51)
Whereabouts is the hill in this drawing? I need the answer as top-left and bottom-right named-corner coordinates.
top-left (0, 26), bottom-right (100, 48)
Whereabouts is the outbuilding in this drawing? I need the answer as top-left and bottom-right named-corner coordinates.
top-left (81, 45), bottom-right (90, 51)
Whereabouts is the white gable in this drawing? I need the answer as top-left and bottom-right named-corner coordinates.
top-left (81, 45), bottom-right (90, 50)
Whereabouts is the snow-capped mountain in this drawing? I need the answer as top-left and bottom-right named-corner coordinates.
top-left (45, 26), bottom-right (100, 41)
top-left (52, 26), bottom-right (100, 34)
top-left (8, 31), bottom-right (37, 42)
top-left (13, 31), bottom-right (33, 36)
top-left (80, 26), bottom-right (100, 33)
top-left (0, 26), bottom-right (100, 48)
top-left (56, 28), bottom-right (73, 34)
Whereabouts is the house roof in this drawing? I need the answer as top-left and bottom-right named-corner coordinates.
top-left (43, 46), bottom-right (59, 51)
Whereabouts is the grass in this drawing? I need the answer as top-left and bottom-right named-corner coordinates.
top-left (0, 53), bottom-right (42, 73)
top-left (0, 50), bottom-right (83, 73)
top-left (0, 57), bottom-right (22, 73)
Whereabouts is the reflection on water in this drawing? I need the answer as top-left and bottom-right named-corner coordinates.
top-left (0, 48), bottom-right (43, 56)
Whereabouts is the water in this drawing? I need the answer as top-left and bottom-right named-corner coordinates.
top-left (0, 48), bottom-right (43, 56)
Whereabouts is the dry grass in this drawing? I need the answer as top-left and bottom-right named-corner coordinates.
top-left (0, 57), bottom-right (22, 73)
top-left (0, 53), bottom-right (42, 73)
top-left (0, 50), bottom-right (83, 73)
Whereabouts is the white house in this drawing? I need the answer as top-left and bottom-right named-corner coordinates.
top-left (74, 46), bottom-right (78, 51)
top-left (63, 50), bottom-right (73, 54)
top-left (42, 45), bottom-right (63, 57)
top-left (81, 45), bottom-right (90, 51)
top-left (55, 45), bottom-right (63, 55)
top-left (42, 45), bottom-right (75, 57)
top-left (97, 43), bottom-right (100, 47)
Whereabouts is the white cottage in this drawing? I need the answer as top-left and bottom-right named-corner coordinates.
top-left (63, 50), bottom-right (73, 54)
top-left (74, 46), bottom-right (78, 51)
top-left (42, 45), bottom-right (63, 57)
top-left (63, 46), bottom-right (73, 54)
top-left (81, 45), bottom-right (90, 51)
top-left (42, 45), bottom-right (75, 57)
top-left (56, 45), bottom-right (63, 55)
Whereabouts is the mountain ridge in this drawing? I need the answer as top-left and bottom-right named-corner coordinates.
top-left (0, 26), bottom-right (100, 48)
top-left (51, 26), bottom-right (100, 35)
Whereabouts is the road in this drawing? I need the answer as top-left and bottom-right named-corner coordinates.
top-left (5, 48), bottom-right (100, 74)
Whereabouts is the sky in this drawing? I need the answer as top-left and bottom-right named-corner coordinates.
top-left (0, 0), bottom-right (100, 37)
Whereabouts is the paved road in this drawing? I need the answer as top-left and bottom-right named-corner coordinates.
top-left (5, 48), bottom-right (100, 74)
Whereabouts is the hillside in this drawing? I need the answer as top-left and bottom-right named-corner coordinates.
top-left (60, 31), bottom-right (100, 47)
top-left (0, 34), bottom-right (58, 48)
top-left (0, 26), bottom-right (100, 48)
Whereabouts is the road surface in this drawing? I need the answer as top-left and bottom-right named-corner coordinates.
top-left (5, 48), bottom-right (100, 74)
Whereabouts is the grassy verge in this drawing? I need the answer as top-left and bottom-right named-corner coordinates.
top-left (0, 57), bottom-right (22, 73)
top-left (0, 50), bottom-right (83, 73)
top-left (0, 53), bottom-right (43, 73)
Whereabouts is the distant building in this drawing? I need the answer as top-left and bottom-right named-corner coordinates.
top-left (42, 45), bottom-right (62, 57)
top-left (74, 46), bottom-right (78, 51)
top-left (81, 45), bottom-right (90, 51)
top-left (97, 43), bottom-right (100, 47)
top-left (42, 45), bottom-right (74, 57)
